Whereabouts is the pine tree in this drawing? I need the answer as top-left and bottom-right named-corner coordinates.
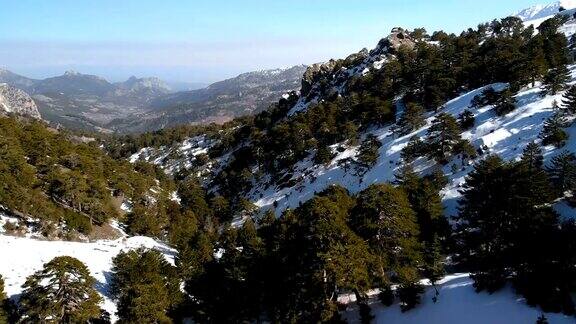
top-left (397, 102), bottom-right (426, 135)
top-left (352, 184), bottom-right (422, 272)
top-left (547, 151), bottom-right (576, 194)
top-left (423, 235), bottom-right (445, 293)
top-left (401, 136), bottom-right (427, 163)
top-left (357, 135), bottom-right (382, 168)
top-left (540, 113), bottom-right (568, 147)
top-left (396, 266), bottom-right (424, 312)
top-left (19, 256), bottom-right (102, 323)
top-left (560, 84), bottom-right (576, 115)
top-left (0, 275), bottom-right (10, 324)
top-left (458, 109), bottom-right (475, 130)
top-left (457, 153), bottom-right (558, 296)
top-left (111, 249), bottom-right (182, 324)
top-left (521, 142), bottom-right (545, 171)
top-left (314, 145), bottom-right (334, 165)
top-left (494, 89), bottom-right (517, 116)
top-left (426, 113), bottom-right (463, 163)
top-left (542, 65), bottom-right (570, 96)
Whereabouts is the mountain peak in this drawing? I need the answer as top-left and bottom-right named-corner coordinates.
top-left (63, 70), bottom-right (81, 76)
top-left (516, 0), bottom-right (576, 21)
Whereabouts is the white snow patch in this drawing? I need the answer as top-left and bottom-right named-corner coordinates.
top-left (0, 234), bottom-right (175, 322)
top-left (343, 273), bottom-right (574, 323)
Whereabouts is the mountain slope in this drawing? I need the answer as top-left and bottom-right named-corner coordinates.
top-left (109, 65), bottom-right (308, 133)
top-left (0, 69), bottom-right (36, 92)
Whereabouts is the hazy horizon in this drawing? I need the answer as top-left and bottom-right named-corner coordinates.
top-left (0, 0), bottom-right (548, 83)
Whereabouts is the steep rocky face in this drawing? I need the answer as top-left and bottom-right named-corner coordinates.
top-left (293, 28), bottom-right (414, 114)
top-left (110, 76), bottom-right (171, 105)
top-left (0, 83), bottom-right (41, 119)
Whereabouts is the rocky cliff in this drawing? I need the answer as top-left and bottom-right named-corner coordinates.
top-left (0, 83), bottom-right (41, 119)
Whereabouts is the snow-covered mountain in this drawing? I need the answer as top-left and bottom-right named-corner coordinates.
top-left (515, 0), bottom-right (576, 21)
top-left (4, 2), bottom-right (576, 323)
top-left (130, 10), bottom-right (576, 220)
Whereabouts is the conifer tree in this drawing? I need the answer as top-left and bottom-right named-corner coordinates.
top-left (357, 135), bottom-right (382, 168)
top-left (560, 84), bottom-right (576, 115)
top-left (397, 102), bottom-right (426, 135)
top-left (352, 184), bottom-right (422, 273)
top-left (458, 109), bottom-right (475, 130)
top-left (19, 256), bottom-right (102, 323)
top-left (314, 145), bottom-right (334, 165)
top-left (396, 266), bottom-right (424, 312)
top-left (494, 89), bottom-right (517, 116)
top-left (423, 235), bottom-right (445, 301)
top-left (521, 142), bottom-right (545, 171)
top-left (0, 275), bottom-right (10, 324)
top-left (457, 152), bottom-right (558, 296)
top-left (426, 113), bottom-right (463, 163)
top-left (547, 151), bottom-right (576, 195)
top-left (111, 249), bottom-right (182, 324)
top-left (542, 65), bottom-right (570, 96)
top-left (540, 113), bottom-right (568, 147)
top-left (401, 136), bottom-right (427, 163)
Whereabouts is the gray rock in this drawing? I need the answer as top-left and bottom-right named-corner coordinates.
top-left (0, 83), bottom-right (41, 119)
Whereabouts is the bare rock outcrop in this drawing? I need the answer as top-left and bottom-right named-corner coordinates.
top-left (0, 83), bottom-right (41, 119)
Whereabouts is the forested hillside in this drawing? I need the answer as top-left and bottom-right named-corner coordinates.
top-left (115, 9), bottom-right (576, 323)
top-left (3, 3), bottom-right (576, 324)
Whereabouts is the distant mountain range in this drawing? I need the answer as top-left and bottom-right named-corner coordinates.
top-left (0, 66), bottom-right (308, 133)
top-left (109, 65), bottom-right (308, 133)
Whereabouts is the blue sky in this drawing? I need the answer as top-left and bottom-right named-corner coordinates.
top-left (0, 0), bottom-right (545, 83)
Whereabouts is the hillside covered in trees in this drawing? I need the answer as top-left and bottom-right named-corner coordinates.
top-left (2, 3), bottom-right (576, 324)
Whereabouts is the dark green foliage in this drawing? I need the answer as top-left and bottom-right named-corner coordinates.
top-left (397, 102), bottom-right (426, 135)
top-left (494, 89), bottom-right (517, 116)
top-left (0, 117), bottom-right (174, 236)
top-left (395, 166), bottom-right (448, 243)
top-left (378, 286), bottom-right (395, 306)
top-left (315, 145), bottom-right (335, 165)
top-left (458, 109), bottom-right (475, 130)
top-left (470, 87), bottom-right (517, 115)
top-left (401, 136), bottom-right (427, 163)
top-left (396, 267), bottom-right (424, 312)
top-left (426, 113), bottom-right (466, 163)
top-left (540, 113), bottom-right (568, 147)
top-left (470, 88), bottom-right (501, 108)
top-left (547, 151), bottom-right (576, 196)
top-left (357, 135), bottom-right (382, 168)
top-left (423, 235), bottom-right (445, 290)
top-left (351, 184), bottom-right (423, 280)
top-left (111, 249), bottom-right (182, 324)
top-left (542, 65), bottom-right (570, 96)
top-left (0, 275), bottom-right (15, 324)
top-left (19, 256), bottom-right (102, 323)
top-left (455, 146), bottom-right (576, 313)
top-left (560, 85), bottom-right (576, 115)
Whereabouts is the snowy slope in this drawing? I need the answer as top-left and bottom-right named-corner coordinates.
top-left (0, 229), bottom-right (175, 322)
top-left (344, 274), bottom-right (574, 324)
top-left (249, 69), bottom-right (576, 218)
top-left (519, 0), bottom-right (576, 37)
top-left (515, 1), bottom-right (576, 21)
